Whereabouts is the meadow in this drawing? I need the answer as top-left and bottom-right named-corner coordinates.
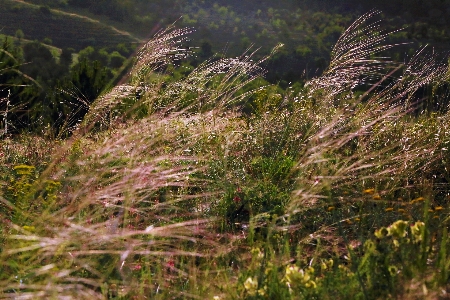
top-left (1, 11), bottom-right (450, 299)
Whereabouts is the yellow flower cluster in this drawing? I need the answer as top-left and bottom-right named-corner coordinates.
top-left (284, 265), bottom-right (316, 291)
top-left (375, 220), bottom-right (408, 239)
top-left (320, 259), bottom-right (334, 271)
top-left (410, 221), bottom-right (425, 243)
top-left (374, 220), bottom-right (426, 244)
top-left (243, 277), bottom-right (266, 297)
top-left (13, 164), bottom-right (35, 175)
top-left (244, 277), bottom-right (258, 296)
top-left (387, 220), bottom-right (409, 239)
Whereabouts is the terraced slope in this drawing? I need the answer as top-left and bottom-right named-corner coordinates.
top-left (0, 0), bottom-right (140, 50)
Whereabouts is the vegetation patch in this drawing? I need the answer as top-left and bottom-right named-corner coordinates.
top-left (1, 10), bottom-right (450, 299)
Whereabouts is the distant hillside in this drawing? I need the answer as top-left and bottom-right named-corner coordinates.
top-left (0, 0), bottom-right (140, 51)
top-left (2, 0), bottom-right (450, 83)
top-left (3, 0), bottom-right (450, 55)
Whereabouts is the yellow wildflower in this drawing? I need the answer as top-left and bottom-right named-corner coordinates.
top-left (285, 265), bottom-right (302, 284)
top-left (13, 164), bottom-right (35, 175)
top-left (411, 221), bottom-right (425, 243)
top-left (285, 265), bottom-right (317, 289)
top-left (244, 277), bottom-right (258, 296)
top-left (393, 239), bottom-right (400, 247)
top-left (305, 280), bottom-right (317, 289)
top-left (387, 220), bottom-right (408, 239)
top-left (328, 259), bottom-right (334, 268)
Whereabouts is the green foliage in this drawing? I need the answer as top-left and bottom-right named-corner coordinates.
top-left (21, 41), bottom-right (61, 84)
top-left (14, 29), bottom-right (24, 41)
top-left (223, 206), bottom-right (449, 299)
top-left (6, 165), bottom-right (36, 224)
top-left (0, 38), bottom-right (32, 135)
top-left (0, 37), bottom-right (119, 135)
top-left (109, 51), bottom-right (126, 69)
top-left (3, 165), bottom-right (61, 225)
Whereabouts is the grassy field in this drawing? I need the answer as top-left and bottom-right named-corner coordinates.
top-left (1, 11), bottom-right (450, 299)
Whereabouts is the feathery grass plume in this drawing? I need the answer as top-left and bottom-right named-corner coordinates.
top-left (84, 29), bottom-right (280, 132)
top-left (306, 10), bottom-right (402, 104)
top-left (81, 24), bottom-right (194, 131)
top-left (286, 12), bottom-right (449, 224)
top-left (131, 25), bottom-right (195, 80)
top-left (142, 43), bottom-right (283, 115)
top-left (160, 51), bottom-right (266, 111)
top-left (394, 46), bottom-right (450, 106)
top-left (80, 84), bottom-right (138, 130)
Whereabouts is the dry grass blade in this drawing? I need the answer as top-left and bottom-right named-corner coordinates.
top-left (156, 44), bottom-right (281, 112)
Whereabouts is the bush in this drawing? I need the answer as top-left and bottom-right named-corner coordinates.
top-left (109, 51), bottom-right (126, 69)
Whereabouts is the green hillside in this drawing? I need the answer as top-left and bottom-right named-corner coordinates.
top-left (3, 0), bottom-right (450, 83)
top-left (0, 0), bottom-right (140, 51)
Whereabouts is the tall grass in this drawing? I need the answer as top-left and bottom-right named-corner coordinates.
top-left (1, 11), bottom-right (450, 299)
